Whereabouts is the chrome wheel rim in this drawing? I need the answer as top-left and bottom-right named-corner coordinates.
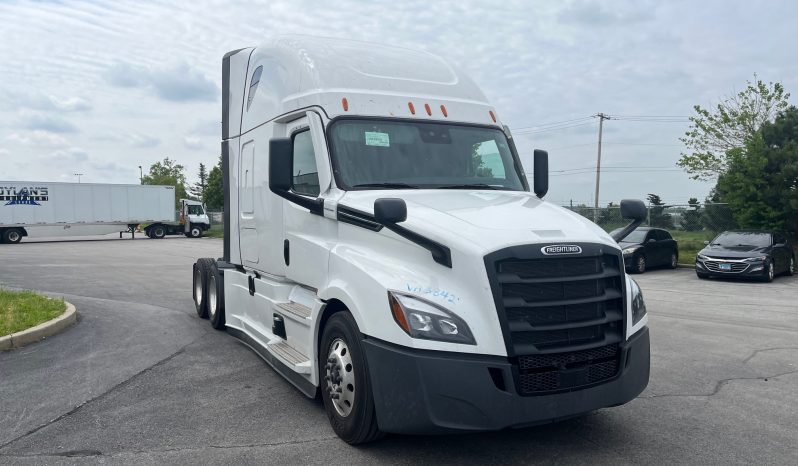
top-left (638, 256), bottom-right (645, 272)
top-left (208, 274), bottom-right (217, 317)
top-left (7, 231), bottom-right (20, 242)
top-left (325, 338), bottom-right (355, 417)
top-left (671, 254), bottom-right (677, 268)
top-left (193, 268), bottom-right (203, 307)
top-left (192, 228), bottom-right (200, 237)
top-left (768, 263), bottom-right (774, 280)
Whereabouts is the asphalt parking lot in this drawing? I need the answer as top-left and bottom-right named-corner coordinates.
top-left (1, 236), bottom-right (797, 464)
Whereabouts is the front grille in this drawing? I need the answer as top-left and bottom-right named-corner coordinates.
top-left (485, 244), bottom-right (626, 395)
top-left (703, 261), bottom-right (749, 273)
top-left (517, 344), bottom-right (620, 393)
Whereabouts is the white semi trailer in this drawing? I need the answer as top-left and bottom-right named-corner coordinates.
top-left (0, 182), bottom-right (210, 243)
top-left (192, 36), bottom-right (650, 444)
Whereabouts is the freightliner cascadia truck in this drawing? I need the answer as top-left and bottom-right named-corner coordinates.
top-left (0, 182), bottom-right (210, 243)
top-left (192, 36), bottom-right (650, 444)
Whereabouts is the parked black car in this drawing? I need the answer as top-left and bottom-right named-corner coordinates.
top-left (612, 227), bottom-right (679, 274)
top-left (695, 230), bottom-right (795, 282)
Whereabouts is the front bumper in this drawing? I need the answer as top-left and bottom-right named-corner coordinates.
top-left (695, 259), bottom-right (767, 278)
top-left (362, 327), bottom-right (650, 434)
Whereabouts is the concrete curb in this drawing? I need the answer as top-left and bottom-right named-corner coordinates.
top-left (677, 263), bottom-right (695, 269)
top-left (0, 301), bottom-right (76, 350)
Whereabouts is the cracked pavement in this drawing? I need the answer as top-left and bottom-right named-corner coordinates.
top-left (1, 235), bottom-right (797, 464)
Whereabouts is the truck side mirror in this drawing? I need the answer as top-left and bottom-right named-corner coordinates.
top-left (533, 149), bottom-right (548, 199)
top-left (612, 199), bottom-right (647, 242)
top-left (620, 199), bottom-right (646, 221)
top-left (269, 137), bottom-right (293, 193)
top-left (374, 198), bottom-right (407, 224)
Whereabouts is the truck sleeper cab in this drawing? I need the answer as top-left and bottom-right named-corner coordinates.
top-left (192, 36), bottom-right (650, 444)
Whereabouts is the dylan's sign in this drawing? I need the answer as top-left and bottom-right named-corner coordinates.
top-left (0, 186), bottom-right (49, 206)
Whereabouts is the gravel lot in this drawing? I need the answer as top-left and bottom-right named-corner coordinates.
top-left (1, 235), bottom-right (797, 464)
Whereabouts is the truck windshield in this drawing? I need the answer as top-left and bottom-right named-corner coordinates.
top-left (329, 119), bottom-right (526, 190)
top-left (186, 205), bottom-right (204, 215)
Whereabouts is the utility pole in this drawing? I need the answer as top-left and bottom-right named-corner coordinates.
top-left (74, 173), bottom-right (83, 183)
top-left (138, 165), bottom-right (143, 183)
top-left (593, 113), bottom-right (610, 222)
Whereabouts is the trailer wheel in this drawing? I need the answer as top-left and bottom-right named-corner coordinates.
top-left (207, 262), bottom-right (225, 330)
top-left (193, 258), bottom-right (215, 319)
top-left (2, 228), bottom-right (23, 244)
top-left (150, 225), bottom-right (166, 239)
top-left (320, 312), bottom-right (383, 444)
top-left (188, 225), bottom-right (203, 238)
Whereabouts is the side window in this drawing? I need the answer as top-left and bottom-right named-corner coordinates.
top-left (472, 140), bottom-right (506, 179)
top-left (292, 131), bottom-right (320, 196)
top-left (247, 66), bottom-right (263, 111)
top-left (646, 231), bottom-right (656, 242)
top-left (661, 230), bottom-right (673, 240)
top-left (774, 233), bottom-right (785, 245)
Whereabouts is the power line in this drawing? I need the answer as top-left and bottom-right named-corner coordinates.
top-left (511, 116), bottom-right (595, 131)
top-left (513, 120), bottom-right (597, 134)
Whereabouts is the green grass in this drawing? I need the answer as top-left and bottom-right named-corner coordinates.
top-left (671, 230), bottom-right (715, 265)
top-left (0, 289), bottom-right (66, 337)
top-left (205, 223), bottom-right (224, 239)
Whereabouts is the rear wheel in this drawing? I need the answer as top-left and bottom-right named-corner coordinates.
top-left (207, 263), bottom-right (225, 330)
top-left (669, 252), bottom-right (678, 269)
top-left (788, 257), bottom-right (795, 276)
top-left (3, 228), bottom-right (23, 244)
top-left (320, 313), bottom-right (382, 444)
top-left (193, 258), bottom-right (215, 318)
top-left (150, 225), bottom-right (166, 239)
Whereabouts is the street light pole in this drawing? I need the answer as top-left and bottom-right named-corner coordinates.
top-left (138, 166), bottom-right (143, 183)
top-left (74, 173), bottom-right (83, 183)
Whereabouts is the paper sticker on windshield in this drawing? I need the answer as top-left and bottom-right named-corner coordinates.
top-left (365, 131), bottom-right (390, 147)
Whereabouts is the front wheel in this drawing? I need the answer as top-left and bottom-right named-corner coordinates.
top-left (669, 252), bottom-right (678, 269)
top-left (188, 225), bottom-right (203, 238)
top-left (762, 260), bottom-right (775, 283)
top-left (696, 270), bottom-right (709, 279)
top-left (319, 313), bottom-right (382, 444)
top-left (788, 257), bottom-right (795, 276)
top-left (632, 255), bottom-right (646, 274)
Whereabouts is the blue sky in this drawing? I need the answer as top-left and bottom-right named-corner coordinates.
top-left (0, 0), bottom-right (795, 206)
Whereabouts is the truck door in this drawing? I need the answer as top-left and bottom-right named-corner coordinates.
top-left (282, 113), bottom-right (336, 289)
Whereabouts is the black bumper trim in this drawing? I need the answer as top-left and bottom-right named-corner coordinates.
top-left (362, 327), bottom-right (649, 434)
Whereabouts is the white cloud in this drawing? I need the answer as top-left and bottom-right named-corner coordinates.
top-left (105, 61), bottom-right (218, 102)
top-left (126, 133), bottom-right (160, 148)
top-left (21, 111), bottom-right (79, 133)
top-left (49, 96), bottom-right (92, 112)
top-left (6, 131), bottom-right (70, 148)
top-left (183, 135), bottom-right (203, 150)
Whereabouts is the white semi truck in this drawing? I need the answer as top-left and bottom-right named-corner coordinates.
top-left (192, 36), bottom-right (650, 444)
top-left (0, 182), bottom-right (210, 243)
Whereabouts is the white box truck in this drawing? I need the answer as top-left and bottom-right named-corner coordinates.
top-left (0, 182), bottom-right (210, 243)
top-left (191, 36), bottom-right (650, 444)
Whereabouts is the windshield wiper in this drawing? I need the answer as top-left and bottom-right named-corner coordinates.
top-left (352, 182), bottom-right (419, 189)
top-left (437, 183), bottom-right (507, 190)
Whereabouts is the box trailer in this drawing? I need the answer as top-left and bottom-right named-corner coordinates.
top-left (0, 182), bottom-right (210, 243)
top-left (191, 36), bottom-right (650, 444)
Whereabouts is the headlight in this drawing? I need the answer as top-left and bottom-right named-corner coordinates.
top-left (629, 279), bottom-right (647, 325)
top-left (622, 247), bottom-right (640, 255)
top-left (743, 256), bottom-right (767, 262)
top-left (697, 254), bottom-right (709, 261)
top-left (388, 292), bottom-right (476, 345)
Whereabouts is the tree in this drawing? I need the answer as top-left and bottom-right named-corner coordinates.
top-left (681, 197), bottom-right (702, 231)
top-left (678, 77), bottom-right (790, 180)
top-left (204, 157), bottom-right (224, 210)
top-left (141, 157), bottom-right (188, 208)
top-left (715, 106), bottom-right (798, 236)
top-left (646, 193), bottom-right (673, 229)
top-left (188, 163), bottom-right (208, 200)
top-left (701, 189), bottom-right (737, 233)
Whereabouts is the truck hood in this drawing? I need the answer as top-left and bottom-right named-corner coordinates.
top-left (338, 190), bottom-right (618, 254)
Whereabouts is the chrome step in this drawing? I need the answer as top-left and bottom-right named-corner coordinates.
top-left (276, 301), bottom-right (312, 319)
top-left (268, 341), bottom-right (311, 374)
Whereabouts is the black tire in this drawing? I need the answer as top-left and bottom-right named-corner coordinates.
top-left (319, 313), bottom-right (383, 444)
top-left (632, 254), bottom-right (646, 274)
top-left (762, 260), bottom-right (775, 283)
top-left (3, 228), bottom-right (23, 244)
top-left (696, 271), bottom-right (709, 279)
top-left (188, 225), bottom-right (203, 238)
top-left (207, 262), bottom-right (225, 330)
top-left (150, 224), bottom-right (167, 239)
top-left (193, 258), bottom-right (215, 318)
top-left (669, 252), bottom-right (678, 269)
